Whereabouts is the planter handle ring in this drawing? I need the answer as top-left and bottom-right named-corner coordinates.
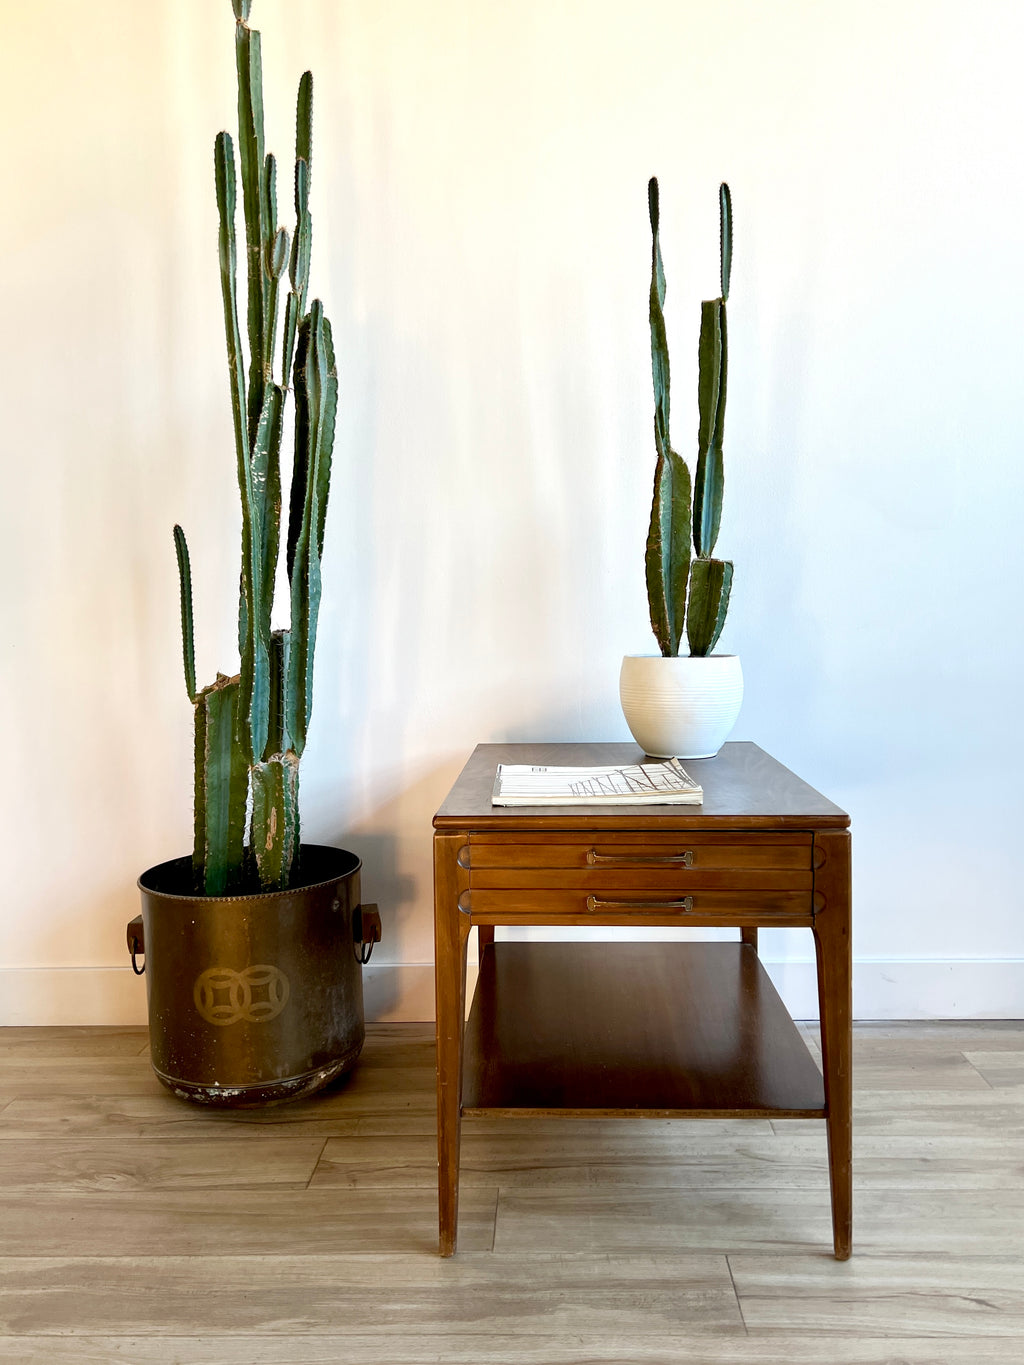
top-left (126, 914), bottom-right (146, 975)
top-left (353, 903), bottom-right (382, 965)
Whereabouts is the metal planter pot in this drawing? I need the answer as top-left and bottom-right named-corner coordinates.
top-left (130, 844), bottom-right (380, 1107)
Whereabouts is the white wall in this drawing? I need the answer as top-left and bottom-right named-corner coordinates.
top-left (1, 0), bottom-right (1022, 1024)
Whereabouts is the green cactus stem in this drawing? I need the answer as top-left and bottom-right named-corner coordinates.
top-left (644, 177), bottom-right (692, 658)
top-left (282, 73), bottom-right (313, 385)
top-left (250, 752), bottom-right (299, 889)
top-left (286, 301), bottom-right (337, 757)
top-left (692, 183), bottom-right (731, 562)
top-left (692, 297), bottom-right (726, 558)
top-left (265, 628), bottom-right (292, 758)
top-left (686, 557), bottom-right (733, 657)
top-left (644, 178), bottom-right (735, 658)
top-left (214, 131), bottom-right (248, 483)
top-left (235, 17), bottom-right (268, 446)
top-left (173, 525), bottom-right (197, 702)
top-left (193, 675), bottom-right (248, 894)
top-left (177, 2), bottom-right (338, 893)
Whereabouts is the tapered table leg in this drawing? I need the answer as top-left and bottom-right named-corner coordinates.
top-left (434, 833), bottom-right (470, 1256)
top-left (813, 831), bottom-right (853, 1260)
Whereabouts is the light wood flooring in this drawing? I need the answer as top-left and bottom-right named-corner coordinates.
top-left (1, 1020), bottom-right (1023, 1362)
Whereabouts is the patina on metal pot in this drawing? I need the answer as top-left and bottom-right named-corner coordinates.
top-left (130, 844), bottom-right (380, 1107)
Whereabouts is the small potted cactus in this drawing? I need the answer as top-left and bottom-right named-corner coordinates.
top-left (127, 0), bottom-right (379, 1106)
top-left (619, 177), bottom-right (744, 758)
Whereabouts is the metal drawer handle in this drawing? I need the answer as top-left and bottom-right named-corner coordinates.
top-left (587, 849), bottom-right (694, 867)
top-left (586, 894), bottom-right (693, 913)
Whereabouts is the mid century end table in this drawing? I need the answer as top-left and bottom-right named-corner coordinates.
top-left (433, 741), bottom-right (851, 1258)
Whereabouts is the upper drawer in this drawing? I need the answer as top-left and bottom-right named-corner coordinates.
top-left (467, 831), bottom-right (812, 872)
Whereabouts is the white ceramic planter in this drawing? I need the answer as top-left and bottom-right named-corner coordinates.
top-left (619, 654), bottom-right (744, 759)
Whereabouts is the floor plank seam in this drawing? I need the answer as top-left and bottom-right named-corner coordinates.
top-left (959, 1052), bottom-right (999, 1092)
top-left (306, 1138), bottom-right (330, 1189)
top-left (724, 1254), bottom-right (749, 1335)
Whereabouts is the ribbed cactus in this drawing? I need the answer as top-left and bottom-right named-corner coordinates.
top-left (173, 0), bottom-right (338, 894)
top-left (645, 178), bottom-right (734, 658)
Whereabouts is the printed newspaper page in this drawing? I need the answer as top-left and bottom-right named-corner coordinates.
top-left (491, 759), bottom-right (703, 806)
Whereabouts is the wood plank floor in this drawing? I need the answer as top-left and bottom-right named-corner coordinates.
top-left (1, 1021), bottom-right (1023, 1363)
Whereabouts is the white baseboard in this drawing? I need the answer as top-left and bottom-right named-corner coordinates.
top-left (1, 958), bottom-right (1022, 1026)
top-left (765, 958), bottom-right (1024, 1021)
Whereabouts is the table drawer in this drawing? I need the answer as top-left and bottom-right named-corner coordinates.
top-left (467, 831), bottom-right (812, 873)
top-left (470, 866), bottom-right (810, 892)
top-left (464, 887), bottom-right (811, 923)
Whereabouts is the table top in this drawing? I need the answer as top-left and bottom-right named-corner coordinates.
top-left (433, 741), bottom-right (849, 831)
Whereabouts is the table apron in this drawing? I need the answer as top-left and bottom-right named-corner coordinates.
top-left (462, 914), bottom-right (813, 930)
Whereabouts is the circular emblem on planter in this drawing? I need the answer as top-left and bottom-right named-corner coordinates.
top-left (193, 965), bottom-right (290, 1026)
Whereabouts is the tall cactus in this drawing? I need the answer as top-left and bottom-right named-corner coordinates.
top-left (173, 0), bottom-right (338, 894)
top-left (645, 178), bottom-right (734, 658)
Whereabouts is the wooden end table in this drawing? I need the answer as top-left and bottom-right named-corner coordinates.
top-left (433, 741), bottom-right (852, 1258)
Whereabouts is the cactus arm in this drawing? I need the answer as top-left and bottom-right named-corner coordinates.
top-left (281, 291), bottom-right (300, 393)
top-left (256, 379), bottom-right (285, 619)
top-left (314, 314), bottom-right (338, 557)
top-left (193, 675), bottom-right (248, 895)
top-left (686, 558), bottom-right (733, 657)
top-left (192, 691), bottom-right (207, 886)
top-left (250, 632), bottom-right (299, 888)
top-left (720, 182), bottom-right (732, 302)
top-left (286, 301), bottom-right (335, 754)
top-left (266, 224), bottom-right (289, 382)
top-left (215, 127), bottom-right (259, 732)
top-left (242, 381), bottom-right (283, 765)
top-left (296, 70), bottom-right (312, 169)
top-left (645, 448), bottom-right (691, 657)
top-left (271, 225), bottom-right (289, 279)
top-left (648, 177), bottom-right (670, 455)
top-left (235, 17), bottom-right (267, 444)
top-left (250, 753), bottom-right (299, 889)
top-left (710, 297), bottom-right (728, 539)
top-left (645, 176), bottom-right (690, 656)
top-left (694, 184), bottom-right (732, 561)
top-left (214, 132), bottom-right (248, 482)
top-left (294, 74), bottom-right (313, 312)
top-left (281, 75), bottom-right (314, 384)
top-left (172, 525), bottom-right (197, 702)
top-left (285, 309), bottom-right (320, 754)
top-left (692, 298), bottom-right (726, 557)
top-left (286, 317), bottom-right (310, 582)
top-left (265, 628), bottom-right (292, 759)
top-left (292, 159), bottom-right (312, 309)
top-left (262, 152), bottom-right (279, 379)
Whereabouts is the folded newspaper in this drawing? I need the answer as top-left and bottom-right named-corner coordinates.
top-left (491, 759), bottom-right (703, 806)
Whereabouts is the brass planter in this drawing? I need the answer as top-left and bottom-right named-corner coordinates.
top-left (130, 844), bottom-right (379, 1107)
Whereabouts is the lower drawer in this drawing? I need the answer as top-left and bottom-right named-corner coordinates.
top-left (462, 887), bottom-right (812, 924)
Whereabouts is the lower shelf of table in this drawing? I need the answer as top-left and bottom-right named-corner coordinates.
top-left (462, 940), bottom-right (826, 1118)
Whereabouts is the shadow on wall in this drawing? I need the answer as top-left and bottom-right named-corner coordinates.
top-left (499, 702), bottom-right (630, 745)
top-left (337, 830), bottom-right (415, 925)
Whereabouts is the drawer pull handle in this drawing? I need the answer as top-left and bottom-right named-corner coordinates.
top-left (587, 849), bottom-right (694, 867)
top-left (586, 894), bottom-right (693, 913)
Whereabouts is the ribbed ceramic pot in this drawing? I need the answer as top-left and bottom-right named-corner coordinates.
top-left (619, 654), bottom-right (744, 759)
